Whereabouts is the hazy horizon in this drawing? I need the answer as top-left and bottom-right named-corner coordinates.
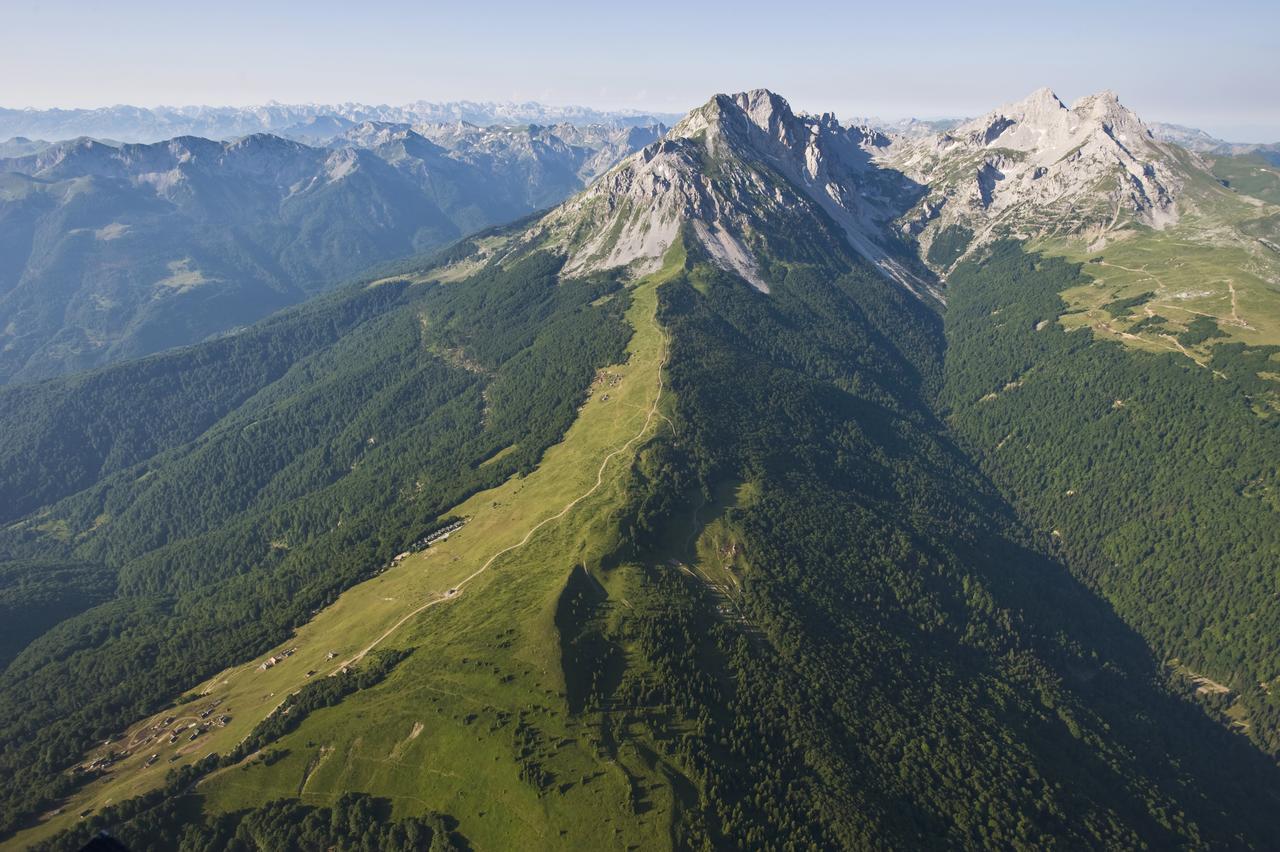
top-left (4, 0), bottom-right (1278, 142)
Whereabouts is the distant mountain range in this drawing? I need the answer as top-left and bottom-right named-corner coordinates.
top-left (4, 100), bottom-right (1272, 155)
top-left (0, 101), bottom-right (681, 144)
top-left (1147, 121), bottom-right (1280, 160)
top-left (0, 121), bottom-right (663, 383)
top-left (6, 87), bottom-right (1279, 388)
top-left (845, 115), bottom-right (964, 138)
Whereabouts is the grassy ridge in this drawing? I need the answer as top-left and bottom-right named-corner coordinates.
top-left (0, 246), bottom-right (633, 842)
top-left (1212, 153), bottom-right (1280, 206)
top-left (13, 250), bottom-right (680, 850)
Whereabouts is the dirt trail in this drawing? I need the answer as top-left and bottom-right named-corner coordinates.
top-left (1097, 260), bottom-right (1152, 276)
top-left (1099, 258), bottom-right (1249, 329)
top-left (1099, 320), bottom-right (1210, 368)
top-left (1227, 280), bottom-right (1251, 328)
top-left (330, 310), bottom-right (670, 675)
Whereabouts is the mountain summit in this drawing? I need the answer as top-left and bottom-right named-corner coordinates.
top-left (890, 87), bottom-right (1184, 263)
top-left (537, 89), bottom-right (936, 297)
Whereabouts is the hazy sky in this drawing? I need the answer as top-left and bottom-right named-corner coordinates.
top-left (4, 0), bottom-right (1278, 141)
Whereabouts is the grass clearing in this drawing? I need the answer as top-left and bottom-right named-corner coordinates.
top-left (477, 443), bottom-right (519, 468)
top-left (1035, 169), bottom-right (1280, 380)
top-left (1212, 154), bottom-right (1280, 206)
top-left (12, 253), bottom-right (683, 850)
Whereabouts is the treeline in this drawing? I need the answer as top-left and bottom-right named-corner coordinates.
top-left (235, 649), bottom-right (412, 760)
top-left (0, 250), bottom-right (631, 838)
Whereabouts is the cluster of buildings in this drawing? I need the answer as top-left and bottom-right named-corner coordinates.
top-left (257, 646), bottom-right (298, 671)
top-left (78, 698), bottom-right (235, 777)
top-left (410, 518), bottom-right (467, 553)
top-left (80, 752), bottom-right (126, 774)
top-left (380, 518), bottom-right (469, 573)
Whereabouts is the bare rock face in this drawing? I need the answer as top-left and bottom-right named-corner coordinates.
top-left (537, 89), bottom-right (936, 298)
top-left (536, 130), bottom-right (780, 291)
top-left (509, 86), bottom-right (1213, 299)
top-left (889, 88), bottom-right (1185, 266)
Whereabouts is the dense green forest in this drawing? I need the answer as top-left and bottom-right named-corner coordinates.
top-left (942, 240), bottom-right (1280, 756)
top-left (0, 278), bottom-right (414, 526)
top-left (0, 559), bottom-right (113, 669)
top-left (925, 224), bottom-right (974, 269)
top-left (558, 237), bottom-right (1280, 846)
top-left (0, 247), bottom-right (632, 839)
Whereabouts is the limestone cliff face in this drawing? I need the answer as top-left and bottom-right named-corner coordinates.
top-left (537, 89), bottom-right (936, 298)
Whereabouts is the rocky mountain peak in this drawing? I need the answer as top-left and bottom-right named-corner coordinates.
top-left (726, 88), bottom-right (798, 136)
top-left (893, 86), bottom-right (1183, 260)
top-left (339, 121), bottom-right (420, 148)
top-left (1070, 89), bottom-right (1152, 146)
top-left (1025, 85), bottom-right (1066, 107)
top-left (538, 89), bottom-right (936, 299)
top-left (670, 89), bottom-right (826, 162)
top-left (947, 87), bottom-right (1154, 160)
top-left (223, 133), bottom-right (313, 167)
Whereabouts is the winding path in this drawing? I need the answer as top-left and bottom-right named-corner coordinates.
top-left (330, 309), bottom-right (669, 675)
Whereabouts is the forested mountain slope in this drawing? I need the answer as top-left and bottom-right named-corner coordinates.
top-left (4, 90), bottom-right (1280, 850)
top-left (876, 92), bottom-right (1280, 753)
top-left (943, 241), bottom-right (1280, 757)
top-left (0, 272), bottom-right (416, 527)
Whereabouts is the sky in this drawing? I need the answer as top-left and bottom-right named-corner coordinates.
top-left (2, 0), bottom-right (1278, 141)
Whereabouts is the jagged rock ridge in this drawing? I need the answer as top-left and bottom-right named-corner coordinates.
top-left (535, 89), bottom-right (935, 298)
